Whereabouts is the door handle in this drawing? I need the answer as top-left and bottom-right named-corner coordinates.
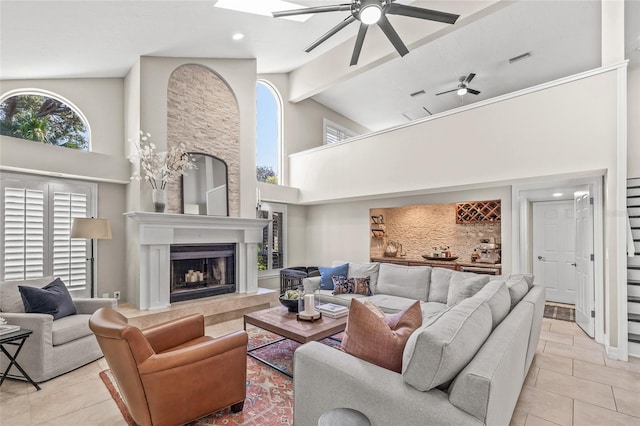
top-left (537, 256), bottom-right (546, 261)
top-left (570, 262), bottom-right (577, 267)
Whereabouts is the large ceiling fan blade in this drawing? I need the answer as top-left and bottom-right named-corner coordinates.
top-left (387, 3), bottom-right (459, 25)
top-left (467, 88), bottom-right (481, 95)
top-left (305, 15), bottom-right (357, 53)
top-left (435, 88), bottom-right (457, 96)
top-left (350, 22), bottom-right (369, 66)
top-left (273, 4), bottom-right (351, 18)
top-left (378, 15), bottom-right (409, 57)
top-left (465, 73), bottom-right (476, 84)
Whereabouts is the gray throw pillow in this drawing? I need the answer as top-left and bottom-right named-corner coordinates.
top-left (19, 278), bottom-right (77, 320)
top-left (505, 276), bottom-right (529, 309)
top-left (446, 271), bottom-right (490, 307)
top-left (428, 268), bottom-right (453, 303)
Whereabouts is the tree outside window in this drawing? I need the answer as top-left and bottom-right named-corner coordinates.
top-left (0, 92), bottom-right (89, 150)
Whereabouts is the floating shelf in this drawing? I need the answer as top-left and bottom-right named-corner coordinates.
top-left (456, 200), bottom-right (501, 224)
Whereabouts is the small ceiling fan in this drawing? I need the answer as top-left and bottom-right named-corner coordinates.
top-left (436, 73), bottom-right (481, 96)
top-left (272, 0), bottom-right (459, 66)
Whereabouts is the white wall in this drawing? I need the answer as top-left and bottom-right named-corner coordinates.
top-left (628, 67), bottom-right (640, 178)
top-left (0, 77), bottom-right (128, 299)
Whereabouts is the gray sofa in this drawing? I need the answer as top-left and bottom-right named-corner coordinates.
top-left (0, 276), bottom-right (117, 383)
top-left (296, 262), bottom-right (544, 425)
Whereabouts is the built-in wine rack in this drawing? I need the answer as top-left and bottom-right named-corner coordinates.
top-left (456, 200), bottom-right (501, 224)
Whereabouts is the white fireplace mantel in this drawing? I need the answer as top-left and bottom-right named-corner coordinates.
top-left (125, 212), bottom-right (270, 310)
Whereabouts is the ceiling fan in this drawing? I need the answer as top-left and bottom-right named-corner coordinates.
top-left (272, 0), bottom-right (459, 66)
top-left (436, 73), bottom-right (481, 96)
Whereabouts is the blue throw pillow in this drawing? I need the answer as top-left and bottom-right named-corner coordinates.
top-left (19, 278), bottom-right (77, 320)
top-left (319, 263), bottom-right (349, 290)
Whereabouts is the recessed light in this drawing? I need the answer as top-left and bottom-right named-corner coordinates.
top-left (552, 192), bottom-right (563, 197)
top-left (232, 33), bottom-right (245, 41)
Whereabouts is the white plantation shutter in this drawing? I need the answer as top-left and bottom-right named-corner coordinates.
top-left (52, 190), bottom-right (88, 289)
top-left (324, 119), bottom-right (358, 145)
top-left (1, 173), bottom-right (95, 296)
top-left (3, 188), bottom-right (45, 280)
top-left (257, 203), bottom-right (286, 272)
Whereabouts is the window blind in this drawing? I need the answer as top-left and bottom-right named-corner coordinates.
top-left (52, 191), bottom-right (88, 289)
top-left (324, 119), bottom-right (357, 145)
top-left (3, 188), bottom-right (45, 280)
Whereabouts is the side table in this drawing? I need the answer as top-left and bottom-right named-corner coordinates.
top-left (0, 328), bottom-right (41, 390)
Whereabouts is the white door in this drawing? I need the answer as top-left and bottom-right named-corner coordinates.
top-left (533, 201), bottom-right (576, 304)
top-left (574, 188), bottom-right (595, 336)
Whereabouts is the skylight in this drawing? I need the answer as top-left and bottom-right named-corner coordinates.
top-left (215, 0), bottom-right (312, 22)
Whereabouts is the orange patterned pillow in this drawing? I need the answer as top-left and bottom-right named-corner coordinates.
top-left (341, 299), bottom-right (422, 372)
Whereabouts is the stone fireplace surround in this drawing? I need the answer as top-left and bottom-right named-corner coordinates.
top-left (125, 212), bottom-right (270, 310)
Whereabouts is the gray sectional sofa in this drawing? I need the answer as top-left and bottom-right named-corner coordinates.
top-left (296, 261), bottom-right (544, 426)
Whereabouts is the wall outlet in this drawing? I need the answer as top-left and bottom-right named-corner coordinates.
top-left (102, 293), bottom-right (109, 298)
top-left (113, 291), bottom-right (121, 300)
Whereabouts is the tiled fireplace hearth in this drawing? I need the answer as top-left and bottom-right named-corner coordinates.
top-left (125, 212), bottom-right (270, 310)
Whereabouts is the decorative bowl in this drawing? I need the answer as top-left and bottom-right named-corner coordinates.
top-left (422, 255), bottom-right (459, 261)
top-left (279, 295), bottom-right (301, 313)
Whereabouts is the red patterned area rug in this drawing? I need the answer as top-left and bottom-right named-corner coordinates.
top-left (100, 326), bottom-right (344, 425)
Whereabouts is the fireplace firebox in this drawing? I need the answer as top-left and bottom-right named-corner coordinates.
top-left (170, 244), bottom-right (236, 303)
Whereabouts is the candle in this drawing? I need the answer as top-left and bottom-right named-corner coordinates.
top-left (304, 294), bottom-right (315, 315)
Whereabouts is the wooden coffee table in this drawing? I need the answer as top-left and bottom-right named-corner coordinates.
top-left (244, 306), bottom-right (348, 376)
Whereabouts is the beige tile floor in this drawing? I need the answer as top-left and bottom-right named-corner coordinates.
top-left (1, 317), bottom-right (639, 426)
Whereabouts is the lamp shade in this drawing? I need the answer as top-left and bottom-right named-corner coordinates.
top-left (71, 218), bottom-right (112, 240)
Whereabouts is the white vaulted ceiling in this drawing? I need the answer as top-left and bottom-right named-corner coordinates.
top-left (1, 0), bottom-right (639, 131)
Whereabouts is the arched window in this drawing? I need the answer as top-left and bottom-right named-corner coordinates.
top-left (0, 90), bottom-right (90, 150)
top-left (256, 80), bottom-right (282, 185)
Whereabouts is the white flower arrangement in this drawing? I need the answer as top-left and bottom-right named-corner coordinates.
top-left (129, 131), bottom-right (196, 190)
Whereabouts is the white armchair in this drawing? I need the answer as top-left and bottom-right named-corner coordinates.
top-left (0, 276), bottom-right (116, 383)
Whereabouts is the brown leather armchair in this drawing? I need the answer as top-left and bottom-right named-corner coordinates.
top-left (89, 307), bottom-right (248, 426)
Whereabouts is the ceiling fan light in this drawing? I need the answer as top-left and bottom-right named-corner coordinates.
top-left (360, 4), bottom-right (382, 25)
top-left (457, 87), bottom-right (467, 96)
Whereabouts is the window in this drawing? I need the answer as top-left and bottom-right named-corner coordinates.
top-left (324, 118), bottom-right (358, 145)
top-left (257, 203), bottom-right (286, 272)
top-left (1, 172), bottom-right (96, 296)
top-left (0, 90), bottom-right (90, 150)
top-left (256, 80), bottom-right (282, 184)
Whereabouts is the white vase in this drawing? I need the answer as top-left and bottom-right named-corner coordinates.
top-left (152, 189), bottom-right (167, 213)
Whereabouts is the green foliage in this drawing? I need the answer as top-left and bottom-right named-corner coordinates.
top-left (256, 165), bottom-right (278, 184)
top-left (0, 94), bottom-right (89, 150)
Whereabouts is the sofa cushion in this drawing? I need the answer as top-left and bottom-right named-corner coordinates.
top-left (52, 314), bottom-right (93, 345)
top-left (473, 279), bottom-right (511, 329)
top-left (0, 276), bottom-right (57, 313)
top-left (421, 302), bottom-right (449, 319)
top-left (376, 263), bottom-right (430, 301)
top-left (446, 271), bottom-right (490, 307)
top-left (402, 297), bottom-right (492, 391)
top-left (335, 261), bottom-right (380, 294)
top-left (366, 294), bottom-right (422, 314)
top-left (342, 299), bottom-right (422, 373)
top-left (510, 273), bottom-right (535, 289)
top-left (319, 263), bottom-right (348, 290)
top-left (506, 276), bottom-right (529, 309)
top-left (331, 276), bottom-right (371, 296)
top-left (19, 278), bottom-right (77, 320)
top-left (316, 289), bottom-right (366, 307)
top-left (427, 268), bottom-right (453, 303)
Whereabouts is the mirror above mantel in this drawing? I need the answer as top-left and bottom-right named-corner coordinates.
top-left (182, 153), bottom-right (229, 216)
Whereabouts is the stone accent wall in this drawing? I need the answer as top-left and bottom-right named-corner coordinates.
top-left (370, 203), bottom-right (501, 262)
top-left (166, 64), bottom-right (240, 216)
